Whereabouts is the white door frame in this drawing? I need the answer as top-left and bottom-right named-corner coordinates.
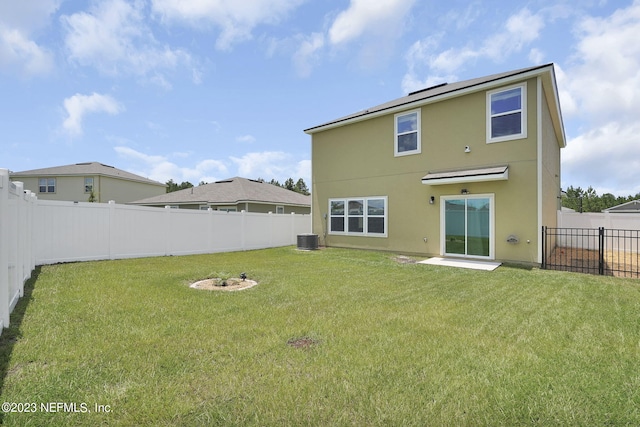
top-left (440, 193), bottom-right (495, 260)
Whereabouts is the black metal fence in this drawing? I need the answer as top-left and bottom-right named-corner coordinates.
top-left (542, 227), bottom-right (640, 278)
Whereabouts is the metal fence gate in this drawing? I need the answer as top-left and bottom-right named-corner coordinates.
top-left (542, 226), bottom-right (640, 278)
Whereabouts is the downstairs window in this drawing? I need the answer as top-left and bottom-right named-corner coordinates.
top-left (329, 196), bottom-right (387, 237)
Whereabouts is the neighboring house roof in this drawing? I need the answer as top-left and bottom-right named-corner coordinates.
top-left (10, 162), bottom-right (164, 186)
top-left (604, 200), bottom-right (640, 213)
top-left (129, 177), bottom-right (311, 207)
top-left (304, 63), bottom-right (566, 148)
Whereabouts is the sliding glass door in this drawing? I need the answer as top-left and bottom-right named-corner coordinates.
top-left (443, 195), bottom-right (493, 259)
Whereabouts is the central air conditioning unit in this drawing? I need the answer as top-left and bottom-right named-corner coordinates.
top-left (297, 233), bottom-right (319, 250)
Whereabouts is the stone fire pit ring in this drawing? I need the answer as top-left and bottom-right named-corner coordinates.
top-left (189, 277), bottom-right (258, 291)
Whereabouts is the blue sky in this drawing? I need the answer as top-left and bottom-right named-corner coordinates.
top-left (2, 0), bottom-right (639, 196)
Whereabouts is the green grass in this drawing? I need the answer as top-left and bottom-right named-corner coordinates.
top-left (1, 247), bottom-right (639, 426)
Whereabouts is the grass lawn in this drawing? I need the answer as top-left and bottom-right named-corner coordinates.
top-left (1, 247), bottom-right (639, 426)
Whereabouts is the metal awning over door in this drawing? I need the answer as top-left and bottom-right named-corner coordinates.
top-left (421, 165), bottom-right (508, 185)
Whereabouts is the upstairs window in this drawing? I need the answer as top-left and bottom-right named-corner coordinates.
top-left (84, 177), bottom-right (94, 193)
top-left (394, 110), bottom-right (421, 156)
top-left (39, 178), bottom-right (56, 193)
top-left (487, 83), bottom-right (527, 143)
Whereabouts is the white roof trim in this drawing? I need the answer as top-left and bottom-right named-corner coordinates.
top-left (422, 166), bottom-right (509, 185)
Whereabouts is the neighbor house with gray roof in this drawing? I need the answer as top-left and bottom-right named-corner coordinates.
top-left (604, 200), bottom-right (640, 213)
top-left (10, 162), bottom-right (166, 203)
top-left (129, 177), bottom-right (311, 214)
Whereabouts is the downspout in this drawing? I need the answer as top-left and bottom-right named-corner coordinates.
top-left (536, 76), bottom-right (543, 265)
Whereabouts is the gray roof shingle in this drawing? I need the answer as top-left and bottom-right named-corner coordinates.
top-left (130, 177), bottom-right (311, 206)
top-left (304, 63), bottom-right (555, 133)
top-left (10, 162), bottom-right (164, 186)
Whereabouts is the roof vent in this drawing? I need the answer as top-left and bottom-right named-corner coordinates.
top-left (408, 82), bottom-right (448, 96)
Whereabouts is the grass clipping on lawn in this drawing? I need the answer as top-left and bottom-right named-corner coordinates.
top-left (1, 247), bottom-right (640, 426)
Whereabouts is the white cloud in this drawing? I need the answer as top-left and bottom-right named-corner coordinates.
top-left (0, 0), bottom-right (59, 76)
top-left (401, 35), bottom-right (457, 94)
top-left (0, 0), bottom-right (61, 32)
top-left (236, 134), bottom-right (256, 143)
top-left (288, 0), bottom-right (415, 77)
top-left (114, 146), bottom-right (228, 184)
top-left (328, 0), bottom-right (416, 46)
top-left (528, 47), bottom-right (545, 64)
top-left (294, 159), bottom-right (311, 184)
top-left (61, 0), bottom-right (193, 84)
top-left (230, 151), bottom-right (309, 183)
top-left (563, 121), bottom-right (640, 196)
top-left (292, 32), bottom-right (325, 77)
top-left (563, 1), bottom-right (640, 122)
top-left (438, 3), bottom-right (481, 30)
top-left (230, 151), bottom-right (289, 178)
top-left (151, 0), bottom-right (304, 51)
top-left (62, 93), bottom-right (123, 137)
top-left (402, 7), bottom-right (545, 92)
top-left (0, 26), bottom-right (54, 76)
top-left (559, 0), bottom-right (640, 196)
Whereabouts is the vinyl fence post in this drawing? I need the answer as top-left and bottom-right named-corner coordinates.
top-left (0, 169), bottom-right (10, 329)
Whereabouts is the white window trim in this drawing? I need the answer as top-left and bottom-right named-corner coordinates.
top-left (328, 196), bottom-right (388, 237)
top-left (486, 82), bottom-right (527, 144)
top-left (276, 205), bottom-right (285, 214)
top-left (39, 177), bottom-right (56, 193)
top-left (394, 109), bottom-right (421, 156)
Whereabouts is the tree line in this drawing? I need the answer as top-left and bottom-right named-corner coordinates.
top-left (562, 186), bottom-right (640, 213)
top-left (257, 178), bottom-right (310, 195)
top-left (166, 177), bottom-right (310, 195)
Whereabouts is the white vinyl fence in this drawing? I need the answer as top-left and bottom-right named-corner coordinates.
top-left (556, 210), bottom-right (640, 252)
top-left (0, 171), bottom-right (37, 330)
top-left (558, 210), bottom-right (640, 231)
top-left (0, 168), bottom-right (311, 330)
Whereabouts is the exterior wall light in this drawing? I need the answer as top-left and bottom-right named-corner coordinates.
top-left (429, 196), bottom-right (435, 204)
top-left (461, 189), bottom-right (469, 195)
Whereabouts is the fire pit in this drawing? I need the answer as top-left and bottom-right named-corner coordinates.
top-left (189, 277), bottom-right (257, 291)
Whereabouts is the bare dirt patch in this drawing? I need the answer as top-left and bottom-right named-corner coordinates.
top-left (286, 337), bottom-right (319, 349)
top-left (546, 247), bottom-right (639, 278)
top-left (189, 277), bottom-right (258, 291)
top-left (392, 255), bottom-right (418, 264)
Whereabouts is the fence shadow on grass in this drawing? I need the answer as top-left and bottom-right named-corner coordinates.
top-left (0, 266), bottom-right (40, 411)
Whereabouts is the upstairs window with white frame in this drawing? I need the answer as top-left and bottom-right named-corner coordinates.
top-left (84, 177), bottom-right (94, 193)
top-left (394, 110), bottom-right (421, 156)
top-left (329, 197), bottom-right (387, 237)
top-left (487, 83), bottom-right (527, 143)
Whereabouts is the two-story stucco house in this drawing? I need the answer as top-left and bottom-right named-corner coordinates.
top-left (305, 63), bottom-right (566, 265)
top-left (10, 162), bottom-right (166, 203)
